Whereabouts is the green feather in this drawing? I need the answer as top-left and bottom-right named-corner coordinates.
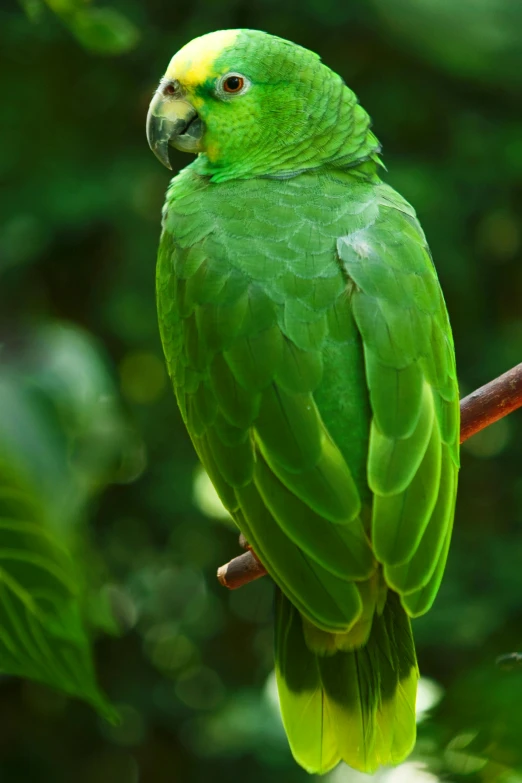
top-left (184, 259), bottom-right (232, 308)
top-left (195, 295), bottom-right (250, 353)
top-left (209, 352), bottom-right (260, 428)
top-left (254, 450), bottom-right (373, 579)
top-left (192, 380), bottom-right (218, 433)
top-left (372, 417), bottom-right (442, 566)
top-left (235, 481), bottom-right (363, 633)
top-left (185, 391), bottom-right (206, 437)
top-left (349, 294), bottom-right (428, 369)
top-left (326, 291), bottom-right (359, 343)
top-left (275, 590), bottom-right (418, 775)
top-left (213, 413), bottom-right (249, 446)
top-left (224, 326), bottom-right (283, 391)
top-left (237, 284), bottom-right (278, 334)
top-left (365, 351), bottom-right (423, 439)
top-left (302, 575), bottom-right (381, 654)
top-left (256, 429), bottom-right (361, 524)
top-left (176, 243), bottom-right (206, 280)
top-left (274, 339), bottom-right (323, 395)
top-left (401, 521), bottom-right (453, 618)
top-left (206, 425), bottom-right (254, 488)
top-left (183, 313), bottom-right (207, 372)
top-left (274, 591), bottom-right (340, 774)
top-left (435, 391), bottom-right (460, 466)
top-left (283, 309), bottom-right (328, 352)
top-left (255, 384), bottom-right (322, 471)
top-left (368, 382), bottom-right (434, 497)
top-left (385, 443), bottom-right (455, 594)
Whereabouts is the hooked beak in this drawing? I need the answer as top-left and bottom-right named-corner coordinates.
top-left (146, 87), bottom-right (204, 169)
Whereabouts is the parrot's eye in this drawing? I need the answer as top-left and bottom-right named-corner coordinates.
top-left (223, 75), bottom-right (244, 93)
top-left (217, 73), bottom-right (250, 98)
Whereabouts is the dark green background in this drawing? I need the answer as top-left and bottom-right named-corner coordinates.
top-left (1, 1), bottom-right (522, 781)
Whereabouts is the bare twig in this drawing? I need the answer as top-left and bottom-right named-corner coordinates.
top-left (459, 363), bottom-right (522, 443)
top-left (217, 363), bottom-right (522, 590)
top-left (217, 550), bottom-right (266, 588)
top-left (218, 549), bottom-right (267, 589)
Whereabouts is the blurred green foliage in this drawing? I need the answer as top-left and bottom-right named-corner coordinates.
top-left (1, 1), bottom-right (522, 782)
top-left (20, 0), bottom-right (140, 54)
top-left (0, 324), bottom-right (125, 721)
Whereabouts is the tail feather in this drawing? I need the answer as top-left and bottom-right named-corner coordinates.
top-left (275, 590), bottom-right (418, 775)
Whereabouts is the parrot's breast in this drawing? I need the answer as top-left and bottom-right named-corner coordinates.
top-left (156, 160), bottom-right (458, 648)
top-left (157, 167), bottom-right (377, 500)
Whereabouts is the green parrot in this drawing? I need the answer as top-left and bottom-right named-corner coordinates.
top-left (147, 29), bottom-right (459, 774)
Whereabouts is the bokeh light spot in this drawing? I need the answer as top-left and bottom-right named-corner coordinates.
top-left (416, 677), bottom-right (444, 723)
top-left (144, 623), bottom-right (198, 674)
top-left (192, 465), bottom-right (232, 522)
top-left (175, 666), bottom-right (225, 711)
top-left (119, 351), bottom-right (166, 404)
top-left (99, 703), bottom-right (146, 747)
top-left (463, 417), bottom-right (511, 458)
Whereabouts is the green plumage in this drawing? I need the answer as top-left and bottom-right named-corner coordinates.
top-left (151, 29), bottom-right (459, 775)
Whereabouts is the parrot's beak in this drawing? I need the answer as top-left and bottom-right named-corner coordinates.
top-left (147, 86), bottom-right (204, 169)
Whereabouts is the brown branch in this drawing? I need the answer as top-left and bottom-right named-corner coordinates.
top-left (217, 550), bottom-right (266, 589)
top-left (217, 363), bottom-right (522, 590)
top-left (459, 362), bottom-right (522, 443)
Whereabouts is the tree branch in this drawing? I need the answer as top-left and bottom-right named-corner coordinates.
top-left (217, 363), bottom-right (522, 590)
top-left (459, 363), bottom-right (522, 443)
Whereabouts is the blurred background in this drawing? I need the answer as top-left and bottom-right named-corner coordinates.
top-left (1, 0), bottom-right (522, 781)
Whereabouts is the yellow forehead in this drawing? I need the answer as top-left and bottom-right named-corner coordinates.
top-left (165, 30), bottom-right (240, 87)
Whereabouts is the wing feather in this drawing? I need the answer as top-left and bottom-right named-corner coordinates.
top-left (338, 193), bottom-right (459, 615)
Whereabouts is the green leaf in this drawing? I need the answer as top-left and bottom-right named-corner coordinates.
top-left (0, 324), bottom-right (126, 720)
top-left (0, 475), bottom-right (116, 721)
top-left (19, 0), bottom-right (45, 23)
top-left (69, 8), bottom-right (140, 55)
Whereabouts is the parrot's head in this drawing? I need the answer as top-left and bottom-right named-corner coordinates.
top-left (147, 29), bottom-right (380, 182)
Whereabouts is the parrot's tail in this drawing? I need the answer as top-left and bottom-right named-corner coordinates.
top-left (274, 589), bottom-right (418, 775)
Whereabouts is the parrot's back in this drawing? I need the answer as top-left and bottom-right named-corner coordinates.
top-left (157, 162), bottom-right (459, 773)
